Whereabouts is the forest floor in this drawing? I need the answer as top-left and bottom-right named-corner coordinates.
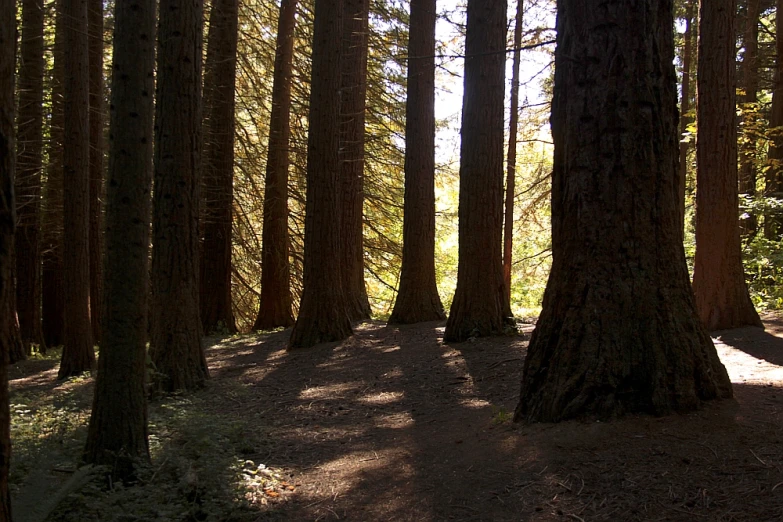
top-left (7, 315), bottom-right (783, 522)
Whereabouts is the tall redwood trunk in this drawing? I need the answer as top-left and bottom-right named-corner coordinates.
top-left (388, 0), bottom-right (444, 324)
top-left (83, 0), bottom-right (154, 478)
top-left (88, 0), bottom-right (103, 343)
top-left (59, 0), bottom-right (96, 378)
top-left (339, 0), bottom-right (371, 322)
top-left (150, 0), bottom-right (209, 391)
top-left (678, 0), bottom-right (695, 230)
top-left (692, 0), bottom-right (762, 330)
top-left (443, 0), bottom-right (509, 342)
top-left (288, 0), bottom-right (353, 349)
top-left (15, 0), bottom-right (46, 353)
top-left (515, 0), bottom-right (732, 423)
top-left (254, 0), bottom-right (297, 331)
top-left (200, 0), bottom-right (239, 334)
top-left (764, 0), bottom-right (783, 239)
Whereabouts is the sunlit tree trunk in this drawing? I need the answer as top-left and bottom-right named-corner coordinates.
top-left (764, 0), bottom-right (783, 239)
top-left (678, 0), bottom-right (695, 230)
top-left (692, 0), bottom-right (761, 330)
top-left (88, 0), bottom-right (103, 343)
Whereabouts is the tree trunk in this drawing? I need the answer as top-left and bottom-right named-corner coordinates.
top-left (15, 0), bottom-right (46, 353)
top-left (200, 0), bottom-right (238, 335)
top-left (692, 0), bottom-right (762, 330)
top-left (288, 0), bottom-right (353, 349)
top-left (388, 0), bottom-right (445, 324)
top-left (503, 0), bottom-right (524, 309)
top-left (443, 0), bottom-right (509, 343)
top-left (7, 249), bottom-right (26, 364)
top-left (83, 0), bottom-right (154, 478)
top-left (59, 0), bottom-right (96, 379)
top-left (678, 0), bottom-right (695, 231)
top-left (764, 0), bottom-right (783, 239)
top-left (339, 0), bottom-right (371, 322)
top-left (150, 0), bottom-right (209, 391)
top-left (88, 0), bottom-right (103, 343)
top-left (739, 0), bottom-right (760, 237)
top-left (515, 0), bottom-right (733, 423)
top-left (254, 0), bottom-right (297, 331)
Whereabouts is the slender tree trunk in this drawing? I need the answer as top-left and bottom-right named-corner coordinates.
top-left (88, 0), bottom-right (103, 343)
top-left (42, 0), bottom-right (66, 350)
top-left (254, 0), bottom-right (297, 331)
top-left (692, 0), bottom-right (762, 330)
top-left (764, 0), bottom-right (783, 239)
top-left (339, 0), bottom-right (371, 322)
top-left (503, 0), bottom-right (524, 309)
top-left (678, 0), bottom-right (695, 231)
top-left (388, 0), bottom-right (444, 324)
top-left (59, 0), bottom-right (96, 379)
top-left (83, 0), bottom-right (155, 478)
top-left (443, 0), bottom-right (509, 342)
top-left (515, 0), bottom-right (732, 423)
top-left (288, 0), bottom-right (353, 349)
top-left (7, 248), bottom-right (26, 364)
top-left (150, 0), bottom-right (209, 391)
top-left (739, 0), bottom-right (760, 237)
top-left (15, 0), bottom-right (46, 353)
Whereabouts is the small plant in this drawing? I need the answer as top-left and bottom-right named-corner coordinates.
top-left (491, 406), bottom-right (512, 425)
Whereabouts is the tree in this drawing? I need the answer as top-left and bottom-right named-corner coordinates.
top-left (443, 0), bottom-right (509, 342)
top-left (764, 0), bottom-right (783, 238)
top-left (149, 0), bottom-right (209, 391)
top-left (200, 0), bottom-right (239, 335)
top-left (514, 0), bottom-right (733, 422)
top-left (15, 0), bottom-right (46, 353)
top-left (678, 0), bottom-right (696, 230)
top-left (692, 0), bottom-right (762, 330)
top-left (88, 0), bottom-right (104, 343)
top-left (738, 0), bottom-right (760, 237)
top-left (253, 0), bottom-right (297, 331)
top-left (339, 0), bottom-right (371, 322)
top-left (83, 0), bottom-right (155, 477)
top-left (59, 0), bottom-right (96, 379)
top-left (388, 0), bottom-right (445, 324)
top-left (288, 0), bottom-right (353, 349)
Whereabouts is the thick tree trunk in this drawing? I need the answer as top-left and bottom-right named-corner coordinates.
top-left (339, 0), bottom-right (371, 322)
top-left (150, 0), bottom-right (209, 391)
top-left (200, 0), bottom-right (238, 335)
top-left (83, 0), bottom-right (155, 478)
top-left (515, 0), bottom-right (733, 423)
top-left (503, 0), bottom-right (524, 309)
top-left (692, 0), bottom-right (762, 330)
top-left (15, 0), bottom-right (46, 353)
top-left (764, 0), bottom-right (783, 239)
top-left (253, 0), bottom-right (297, 331)
top-left (88, 0), bottom-right (103, 343)
top-left (59, 0), bottom-right (96, 379)
top-left (288, 0), bottom-right (353, 349)
top-left (678, 0), bottom-right (695, 231)
top-left (443, 0), bottom-right (509, 342)
top-left (388, 0), bottom-right (444, 324)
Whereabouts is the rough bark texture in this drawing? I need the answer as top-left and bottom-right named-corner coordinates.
top-left (503, 0), bottom-right (524, 308)
top-left (339, 0), bottom-right (371, 322)
top-left (388, 0), bottom-right (444, 324)
top-left (692, 0), bottom-right (762, 331)
top-left (288, 0), bottom-right (353, 349)
top-left (0, 0), bottom-right (14, 513)
top-left (515, 0), bottom-right (733, 423)
top-left (41, 0), bottom-right (65, 349)
top-left (83, 0), bottom-right (154, 477)
top-left (253, 0), bottom-right (297, 331)
top-left (150, 0), bottom-right (209, 391)
top-left (15, 0), bottom-right (46, 353)
top-left (59, 0), bottom-right (96, 379)
top-left (88, 0), bottom-right (103, 343)
top-left (764, 0), bottom-right (783, 239)
top-left (200, 0), bottom-right (238, 335)
top-left (738, 0), bottom-right (760, 237)
top-left (677, 0), bottom-right (695, 231)
top-left (443, 0), bottom-right (509, 342)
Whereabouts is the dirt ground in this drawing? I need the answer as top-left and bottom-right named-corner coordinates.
top-left (8, 315), bottom-right (783, 521)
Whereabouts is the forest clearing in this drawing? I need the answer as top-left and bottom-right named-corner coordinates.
top-left (8, 315), bottom-right (783, 522)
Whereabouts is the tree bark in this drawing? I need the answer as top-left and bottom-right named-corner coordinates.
top-left (692, 0), bottom-right (762, 330)
top-left (764, 0), bottom-right (783, 239)
top-left (339, 0), bottom-right (371, 322)
top-left (150, 0), bottom-right (209, 391)
top-left (388, 0), bottom-right (445, 324)
top-left (443, 0), bottom-right (509, 342)
top-left (678, 0), bottom-right (695, 231)
top-left (83, 0), bottom-right (155, 478)
top-left (254, 0), bottom-right (297, 331)
top-left (88, 0), bottom-right (103, 343)
top-left (515, 0), bottom-right (733, 422)
top-left (288, 0), bottom-right (353, 349)
top-left (738, 0), bottom-right (760, 237)
top-left (15, 0), bottom-right (46, 353)
top-left (59, 0), bottom-right (96, 379)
